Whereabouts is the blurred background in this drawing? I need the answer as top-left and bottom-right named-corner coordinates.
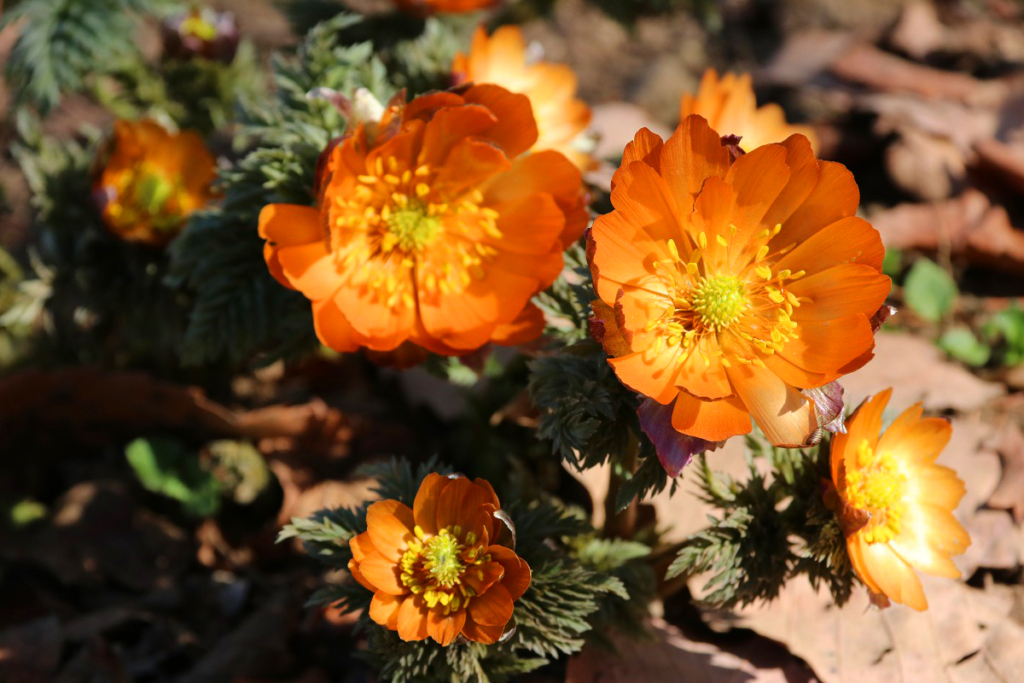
top-left (1, 0), bottom-right (1023, 681)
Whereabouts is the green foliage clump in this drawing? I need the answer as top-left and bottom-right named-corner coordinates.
top-left (903, 258), bottom-right (958, 322)
top-left (666, 433), bottom-right (855, 608)
top-left (280, 457), bottom-right (652, 683)
top-left (169, 14), bottom-right (392, 368)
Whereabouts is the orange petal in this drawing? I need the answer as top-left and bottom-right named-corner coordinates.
top-left (762, 353), bottom-right (835, 390)
top-left (349, 531), bottom-right (376, 563)
top-left (611, 127), bottom-right (665, 192)
top-left (855, 536), bottom-right (927, 611)
top-left (413, 473), bottom-right (451, 537)
top-left (357, 550), bottom-right (406, 595)
top-left (473, 478), bottom-right (501, 510)
top-left (774, 160), bottom-right (859, 248)
top-left (659, 114), bottom-right (731, 216)
top-left (463, 560), bottom-right (505, 596)
top-left (903, 464), bottom-right (965, 511)
top-left (312, 297), bottom-right (363, 353)
top-left (258, 204), bottom-right (321, 244)
top-left (275, 243), bottom-right (339, 301)
top-left (366, 500), bottom-right (416, 562)
top-left (588, 209), bottom-right (672, 304)
top-left (332, 271), bottom-right (416, 352)
top-left (461, 612), bottom-right (506, 644)
top-left (690, 175), bottom-right (736, 269)
top-left (723, 143), bottom-right (791, 245)
top-left (674, 337), bottom-right (733, 400)
top-left (761, 134), bottom-right (819, 229)
top-left (788, 264), bottom-right (891, 321)
top-left (435, 477), bottom-right (492, 532)
top-left (777, 315), bottom-right (874, 374)
top-left (433, 137), bottom-right (511, 198)
top-left (427, 607), bottom-right (467, 646)
top-left (725, 361), bottom-right (817, 447)
top-left (348, 558), bottom-right (375, 592)
top-left (491, 302), bottom-right (545, 346)
top-left (880, 416), bottom-right (952, 466)
top-left (418, 103), bottom-right (497, 168)
top-left (468, 582), bottom-right (514, 627)
top-left (890, 510), bottom-right (963, 579)
top-left (772, 216), bottom-right (884, 278)
top-left (671, 392), bottom-right (751, 442)
top-left (832, 389), bottom-right (891, 484)
top-left (369, 593), bottom-right (404, 629)
top-left (396, 595), bottom-right (431, 641)
top-left (489, 546), bottom-right (531, 601)
top-left (608, 345), bottom-right (684, 405)
top-left (462, 84), bottom-right (539, 158)
top-left (485, 193), bottom-right (566, 256)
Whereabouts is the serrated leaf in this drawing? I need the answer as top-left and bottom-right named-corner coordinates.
top-left (125, 436), bottom-right (220, 517)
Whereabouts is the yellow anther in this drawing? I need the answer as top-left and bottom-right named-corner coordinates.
top-left (716, 234), bottom-right (729, 247)
top-left (698, 232), bottom-right (708, 249)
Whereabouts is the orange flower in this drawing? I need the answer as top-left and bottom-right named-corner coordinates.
top-left (588, 115), bottom-right (890, 447)
top-left (93, 119), bottom-right (218, 246)
top-left (453, 26), bottom-right (595, 171)
top-left (348, 473), bottom-right (531, 645)
top-left (259, 86), bottom-right (587, 356)
top-left (829, 389), bottom-right (970, 610)
top-left (392, 0), bottom-right (496, 14)
top-left (680, 69), bottom-right (818, 154)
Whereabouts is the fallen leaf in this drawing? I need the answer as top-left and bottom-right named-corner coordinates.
top-left (984, 422), bottom-right (1024, 523)
top-left (869, 190), bottom-right (1024, 275)
top-left (889, 2), bottom-right (945, 60)
top-left (566, 617), bottom-right (812, 683)
top-left (830, 43), bottom-right (993, 102)
top-left (841, 332), bottom-right (1005, 412)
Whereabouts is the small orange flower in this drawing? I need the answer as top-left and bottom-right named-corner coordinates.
top-left (392, 0), bottom-right (496, 14)
top-left (829, 389), bottom-right (970, 610)
top-left (680, 68), bottom-right (818, 154)
top-left (259, 86), bottom-right (587, 357)
top-left (588, 115), bottom-right (890, 447)
top-left (453, 26), bottom-right (595, 171)
top-left (93, 119), bottom-right (218, 246)
top-left (349, 473), bottom-right (531, 645)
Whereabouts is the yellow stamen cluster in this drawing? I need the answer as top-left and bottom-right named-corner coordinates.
top-left (329, 155), bottom-right (504, 310)
top-left (844, 438), bottom-right (906, 543)
top-left (642, 223), bottom-right (810, 368)
top-left (399, 525), bottom-right (490, 615)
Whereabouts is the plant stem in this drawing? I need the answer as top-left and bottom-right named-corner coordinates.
top-left (604, 431), bottom-right (639, 538)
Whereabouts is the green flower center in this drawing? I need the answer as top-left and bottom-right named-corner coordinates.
top-left (421, 528), bottom-right (465, 588)
top-left (692, 274), bottom-right (748, 330)
top-left (383, 205), bottom-right (442, 253)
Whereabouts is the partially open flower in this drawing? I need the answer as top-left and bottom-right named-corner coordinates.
top-left (828, 389), bottom-right (970, 610)
top-left (588, 115), bottom-right (890, 448)
top-left (452, 26), bottom-right (595, 171)
top-left (392, 0), bottom-right (497, 14)
top-left (93, 119), bottom-right (218, 246)
top-left (162, 7), bottom-right (239, 63)
top-left (680, 68), bottom-right (818, 154)
top-left (259, 85), bottom-right (587, 357)
top-left (349, 473), bottom-right (531, 645)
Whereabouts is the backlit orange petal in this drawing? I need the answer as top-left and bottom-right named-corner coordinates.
top-left (418, 103), bottom-right (497, 168)
top-left (489, 545), bottom-right (531, 601)
top-left (778, 315), bottom-right (874, 374)
top-left (462, 84), bottom-right (539, 158)
top-left (358, 550), bottom-right (406, 595)
top-left (435, 477), bottom-right (491, 532)
top-left (788, 264), bottom-right (891, 321)
top-left (855, 535), bottom-right (928, 611)
top-left (690, 175), bottom-right (736, 269)
top-left (369, 593), bottom-right (404, 629)
top-left (890, 510), bottom-right (962, 579)
top-left (589, 209), bottom-right (672, 303)
top-left (432, 138), bottom-right (511, 197)
top-left (366, 500), bottom-right (416, 562)
top-left (275, 243), bottom-right (338, 301)
top-left (903, 465), bottom-right (965, 510)
top-left (659, 115), bottom-right (731, 215)
top-left (880, 416), bottom-right (952, 466)
top-left (761, 134), bottom-right (818, 228)
top-left (427, 609), bottom-right (466, 647)
top-left (490, 302), bottom-right (545, 346)
top-left (773, 216), bottom-right (884, 278)
top-left (832, 388), bottom-right (891, 483)
top-left (773, 160), bottom-right (859, 248)
top-left (674, 336), bottom-right (733, 400)
top-left (725, 361), bottom-right (817, 447)
top-left (413, 473), bottom-right (451, 536)
top-left (467, 582), bottom-right (514, 627)
top-left (611, 127), bottom-right (665, 192)
top-left (397, 595), bottom-right (431, 641)
top-left (312, 297), bottom-right (363, 353)
top-left (723, 143), bottom-right (790, 244)
top-left (762, 353), bottom-right (835, 390)
top-left (671, 392), bottom-right (752, 442)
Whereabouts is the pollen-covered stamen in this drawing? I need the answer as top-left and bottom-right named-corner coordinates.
top-left (691, 274), bottom-right (748, 330)
top-left (383, 204), bottom-right (442, 252)
top-left (844, 439), bottom-right (906, 543)
top-left (398, 524), bottom-right (492, 616)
